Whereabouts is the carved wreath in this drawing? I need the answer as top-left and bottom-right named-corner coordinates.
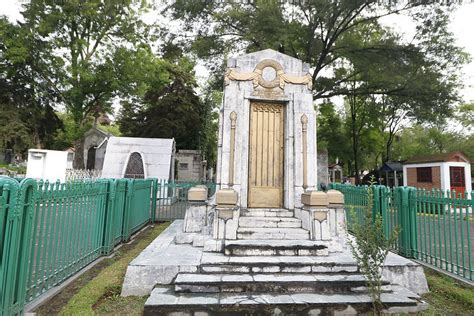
top-left (224, 59), bottom-right (312, 90)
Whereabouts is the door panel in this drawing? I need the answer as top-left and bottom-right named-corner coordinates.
top-left (450, 166), bottom-right (465, 195)
top-left (248, 102), bottom-right (284, 208)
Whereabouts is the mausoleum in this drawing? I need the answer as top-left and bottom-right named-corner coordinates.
top-left (122, 49), bottom-right (429, 315)
top-left (216, 49), bottom-right (316, 209)
top-left (101, 136), bottom-right (175, 180)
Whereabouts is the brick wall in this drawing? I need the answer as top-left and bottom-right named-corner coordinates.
top-left (406, 166), bottom-right (441, 190)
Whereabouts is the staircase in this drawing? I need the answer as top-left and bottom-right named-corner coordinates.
top-left (144, 208), bottom-right (427, 315)
top-left (237, 208), bottom-right (310, 240)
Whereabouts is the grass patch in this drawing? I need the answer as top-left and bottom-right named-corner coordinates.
top-left (36, 222), bottom-right (169, 316)
top-left (93, 285), bottom-right (147, 315)
top-left (422, 268), bottom-right (474, 314)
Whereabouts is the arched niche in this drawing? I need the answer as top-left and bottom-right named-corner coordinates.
top-left (124, 152), bottom-right (145, 179)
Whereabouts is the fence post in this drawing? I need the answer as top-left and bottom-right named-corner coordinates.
top-left (0, 177), bottom-right (37, 315)
top-left (406, 187), bottom-right (418, 258)
top-left (122, 179), bottom-right (134, 241)
top-left (151, 178), bottom-right (158, 224)
top-left (0, 178), bottom-right (19, 315)
top-left (372, 185), bottom-right (381, 223)
top-left (102, 179), bottom-right (116, 254)
top-left (397, 186), bottom-right (416, 258)
top-left (16, 179), bottom-right (37, 312)
top-left (378, 185), bottom-right (390, 239)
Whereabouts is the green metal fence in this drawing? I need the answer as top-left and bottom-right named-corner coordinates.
top-left (330, 183), bottom-right (473, 282)
top-left (0, 177), bottom-right (156, 315)
top-left (155, 180), bottom-right (216, 221)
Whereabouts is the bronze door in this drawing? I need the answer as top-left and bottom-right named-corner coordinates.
top-left (248, 102), bottom-right (284, 208)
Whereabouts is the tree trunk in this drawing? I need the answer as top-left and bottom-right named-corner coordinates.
top-left (350, 96), bottom-right (360, 185)
top-left (33, 127), bottom-right (42, 149)
top-left (73, 139), bottom-right (85, 169)
top-left (353, 146), bottom-right (360, 185)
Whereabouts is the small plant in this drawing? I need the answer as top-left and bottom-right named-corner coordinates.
top-left (348, 178), bottom-right (399, 314)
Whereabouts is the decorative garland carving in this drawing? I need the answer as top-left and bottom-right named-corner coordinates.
top-left (224, 59), bottom-right (312, 90)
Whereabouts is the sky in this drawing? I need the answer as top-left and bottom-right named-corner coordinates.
top-left (1, 1), bottom-right (474, 104)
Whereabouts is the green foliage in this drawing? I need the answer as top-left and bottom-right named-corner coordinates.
top-left (422, 268), bottom-right (474, 314)
top-left (456, 103), bottom-right (474, 132)
top-left (169, 1), bottom-right (465, 100)
top-left (12, 0), bottom-right (160, 167)
top-left (169, 1), bottom-right (466, 180)
top-left (118, 58), bottom-right (206, 151)
top-left (200, 87), bottom-right (221, 169)
top-left (0, 17), bottom-right (63, 152)
top-left (98, 124), bottom-right (121, 137)
top-left (391, 124), bottom-right (474, 161)
top-left (337, 15), bottom-right (464, 179)
top-left (316, 100), bottom-right (351, 163)
top-left (348, 179), bottom-right (399, 313)
top-left (0, 102), bottom-right (31, 152)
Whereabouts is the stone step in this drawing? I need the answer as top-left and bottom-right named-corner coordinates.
top-left (174, 273), bottom-right (378, 294)
top-left (145, 285), bottom-right (428, 315)
top-left (237, 227), bottom-right (310, 240)
top-left (200, 253), bottom-right (357, 274)
top-left (224, 239), bottom-right (328, 256)
top-left (239, 216), bottom-right (302, 228)
top-left (241, 209), bottom-right (294, 218)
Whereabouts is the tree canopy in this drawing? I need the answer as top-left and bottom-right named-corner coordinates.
top-left (0, 0), bottom-right (470, 178)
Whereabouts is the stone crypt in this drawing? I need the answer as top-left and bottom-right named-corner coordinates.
top-left (122, 49), bottom-right (429, 315)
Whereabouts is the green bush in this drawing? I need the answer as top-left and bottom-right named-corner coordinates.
top-left (348, 178), bottom-right (399, 314)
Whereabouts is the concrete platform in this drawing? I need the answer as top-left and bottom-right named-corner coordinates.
top-left (122, 220), bottom-right (429, 297)
top-left (121, 221), bottom-right (202, 296)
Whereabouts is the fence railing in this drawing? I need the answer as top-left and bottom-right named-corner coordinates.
top-left (0, 177), bottom-right (155, 315)
top-left (329, 183), bottom-right (473, 282)
top-left (155, 180), bottom-right (216, 221)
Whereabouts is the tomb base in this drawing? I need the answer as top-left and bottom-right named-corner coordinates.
top-left (121, 220), bottom-right (429, 314)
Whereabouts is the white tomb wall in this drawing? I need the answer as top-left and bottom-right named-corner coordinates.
top-left (216, 49), bottom-right (317, 209)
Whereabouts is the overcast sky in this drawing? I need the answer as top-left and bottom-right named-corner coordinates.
top-left (1, 1), bottom-right (474, 104)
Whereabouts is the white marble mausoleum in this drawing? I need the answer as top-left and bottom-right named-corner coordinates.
top-left (122, 50), bottom-right (429, 315)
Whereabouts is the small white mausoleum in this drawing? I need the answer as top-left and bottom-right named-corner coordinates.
top-left (26, 149), bottom-right (69, 182)
top-left (101, 136), bottom-right (175, 180)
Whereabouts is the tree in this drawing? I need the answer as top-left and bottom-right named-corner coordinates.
top-left (169, 1), bottom-right (466, 180)
top-left (327, 15), bottom-right (466, 180)
top-left (392, 124), bottom-right (474, 162)
top-left (456, 103), bottom-right (474, 132)
top-left (200, 86), bottom-right (220, 170)
top-left (167, 1), bottom-right (463, 99)
top-left (316, 100), bottom-right (351, 164)
top-left (0, 17), bottom-right (63, 154)
top-left (16, 0), bottom-right (157, 168)
top-left (118, 58), bottom-right (206, 151)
